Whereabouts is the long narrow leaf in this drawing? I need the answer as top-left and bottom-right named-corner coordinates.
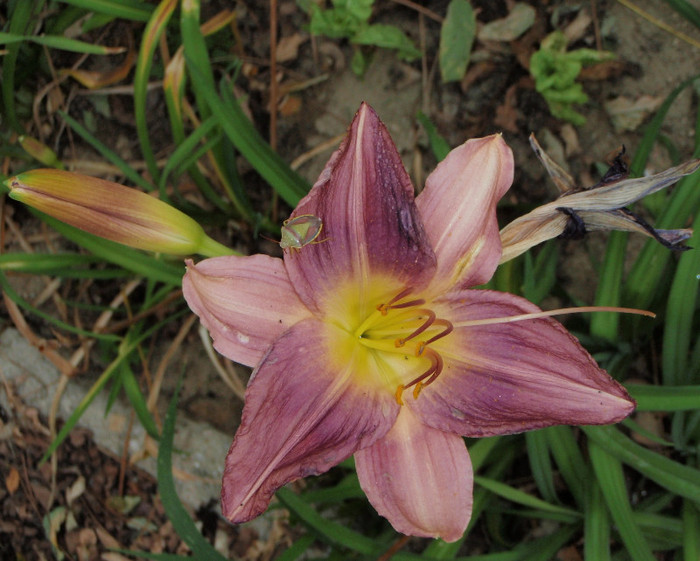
top-left (59, 110), bottom-right (154, 191)
top-left (134, 0), bottom-right (178, 181)
top-left (624, 75), bottom-right (700, 309)
top-left (584, 480), bottom-right (610, 561)
top-left (590, 231), bottom-right (627, 340)
top-left (662, 211), bottom-right (700, 385)
top-left (3, 0), bottom-right (35, 133)
top-left (158, 378), bottom-right (229, 561)
top-left (0, 32), bottom-right (125, 54)
top-left (185, 61), bottom-right (309, 207)
top-left (588, 441), bottom-right (657, 561)
top-left (0, 269), bottom-right (119, 341)
top-left (627, 384), bottom-right (700, 411)
top-left (545, 425), bottom-right (587, 507)
top-left (38, 213), bottom-right (184, 286)
top-left (275, 487), bottom-right (381, 555)
top-left (474, 476), bottom-right (579, 519)
top-left (584, 425), bottom-right (700, 502)
top-left (57, 0), bottom-right (153, 21)
top-left (525, 430), bottom-right (557, 503)
top-left (683, 500), bottom-right (700, 561)
top-left (121, 363), bottom-right (160, 439)
top-left (39, 315), bottom-right (178, 463)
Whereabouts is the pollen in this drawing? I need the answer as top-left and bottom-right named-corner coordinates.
top-left (356, 288), bottom-right (453, 406)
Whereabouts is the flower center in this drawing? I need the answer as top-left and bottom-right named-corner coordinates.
top-left (353, 288), bottom-right (453, 405)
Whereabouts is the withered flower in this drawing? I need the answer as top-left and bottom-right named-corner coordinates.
top-left (499, 135), bottom-right (700, 263)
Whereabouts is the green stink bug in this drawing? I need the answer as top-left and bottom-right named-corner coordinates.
top-left (279, 214), bottom-right (326, 252)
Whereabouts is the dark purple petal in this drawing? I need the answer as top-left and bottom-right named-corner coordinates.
top-left (407, 290), bottom-right (635, 436)
top-left (284, 103), bottom-right (436, 314)
top-left (221, 318), bottom-right (400, 523)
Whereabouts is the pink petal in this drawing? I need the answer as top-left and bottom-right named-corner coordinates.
top-left (285, 103), bottom-right (437, 314)
top-left (182, 255), bottom-right (310, 367)
top-left (356, 408), bottom-right (472, 542)
top-left (417, 135), bottom-right (514, 291)
top-left (222, 318), bottom-right (400, 523)
top-left (408, 290), bottom-right (635, 436)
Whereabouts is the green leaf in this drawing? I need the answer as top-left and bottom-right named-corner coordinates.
top-left (57, 0), bottom-right (153, 21)
top-left (121, 363), bottom-right (160, 439)
top-left (276, 487), bottom-right (381, 555)
top-left (662, 211), bottom-right (700, 385)
top-left (525, 430), bottom-right (557, 503)
top-left (664, 0), bottom-right (700, 30)
top-left (3, 0), bottom-right (36, 133)
top-left (39, 316), bottom-right (177, 463)
top-left (185, 61), bottom-right (309, 207)
top-left (627, 384), bottom-right (700, 411)
top-left (134, 0), bottom-right (178, 182)
top-left (352, 24), bottom-right (421, 60)
top-left (158, 378), bottom-right (229, 561)
top-left (590, 231), bottom-right (627, 340)
top-left (474, 476), bottom-right (579, 520)
top-left (416, 110), bottom-right (451, 162)
top-left (584, 426), bottom-right (700, 503)
top-left (588, 441), bottom-right (657, 561)
top-left (39, 213), bottom-right (184, 286)
top-left (584, 480), bottom-right (610, 561)
top-left (0, 32), bottom-right (126, 54)
top-left (439, 0), bottom-right (476, 82)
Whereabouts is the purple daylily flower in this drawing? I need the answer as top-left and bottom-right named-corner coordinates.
top-left (183, 103), bottom-right (634, 541)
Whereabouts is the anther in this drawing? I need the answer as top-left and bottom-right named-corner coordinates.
top-left (395, 385), bottom-right (405, 406)
top-left (396, 348), bottom-right (444, 404)
top-left (376, 287), bottom-right (425, 315)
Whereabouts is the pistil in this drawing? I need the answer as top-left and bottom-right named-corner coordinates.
top-left (356, 289), bottom-right (454, 405)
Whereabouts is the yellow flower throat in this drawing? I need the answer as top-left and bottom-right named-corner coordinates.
top-left (354, 288), bottom-right (453, 405)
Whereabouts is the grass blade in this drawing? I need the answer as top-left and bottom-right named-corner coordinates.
top-left (664, 0), bottom-right (700, 30)
top-left (185, 61), bottom-right (309, 207)
top-left (545, 425), bottom-right (587, 507)
top-left (0, 32), bottom-right (126, 54)
top-left (525, 430), bottom-right (557, 503)
top-left (588, 441), bottom-right (656, 561)
top-left (59, 110), bottom-right (154, 191)
top-left (39, 317), bottom-right (176, 463)
top-left (627, 384), bottom-right (700, 411)
top-left (589, 231), bottom-right (627, 341)
top-left (158, 378), bottom-right (229, 561)
top-left (662, 211), bottom-right (700, 385)
top-left (474, 476), bottom-right (579, 519)
top-left (38, 213), bottom-right (185, 286)
top-left (134, 0), bottom-right (178, 182)
top-left (584, 425), bottom-right (700, 502)
top-left (584, 480), bottom-right (610, 561)
top-left (3, 0), bottom-right (35, 133)
top-left (683, 500), bottom-right (700, 561)
top-left (57, 0), bottom-right (153, 21)
top-left (275, 487), bottom-right (381, 555)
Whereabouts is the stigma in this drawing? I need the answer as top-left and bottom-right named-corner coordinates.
top-left (355, 288), bottom-right (453, 405)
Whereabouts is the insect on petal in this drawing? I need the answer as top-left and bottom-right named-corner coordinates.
top-left (280, 215), bottom-right (324, 251)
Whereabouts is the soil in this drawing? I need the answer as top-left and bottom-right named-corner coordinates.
top-left (1, 0), bottom-right (699, 558)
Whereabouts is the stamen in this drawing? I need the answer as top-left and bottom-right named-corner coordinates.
top-left (395, 310), bottom-right (435, 347)
top-left (420, 319), bottom-right (453, 347)
top-left (377, 287), bottom-right (413, 315)
top-left (395, 348), bottom-right (444, 404)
